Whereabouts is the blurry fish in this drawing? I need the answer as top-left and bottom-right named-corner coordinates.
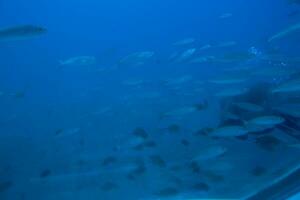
top-left (209, 75), bottom-right (248, 84)
top-left (149, 155), bottom-right (166, 168)
top-left (0, 25), bottom-right (46, 41)
top-left (0, 181), bottom-right (13, 192)
top-left (234, 102), bottom-right (264, 112)
top-left (118, 51), bottom-right (154, 66)
top-left (210, 125), bottom-right (248, 137)
top-left (219, 13), bottom-right (233, 19)
top-left (173, 38), bottom-right (195, 46)
top-left (268, 22), bottom-right (300, 42)
top-left (132, 127), bottom-right (148, 139)
top-left (193, 145), bottom-right (227, 161)
top-left (59, 56), bottom-right (96, 66)
top-left (272, 79), bottom-right (300, 93)
top-left (216, 41), bottom-right (237, 48)
top-left (215, 88), bottom-right (248, 97)
top-left (101, 156), bottom-right (117, 167)
top-left (190, 56), bottom-right (215, 63)
top-left (198, 44), bottom-right (212, 51)
top-left (181, 139), bottom-right (190, 146)
top-left (55, 128), bottom-right (81, 137)
top-left (176, 48), bottom-right (196, 62)
top-left (40, 169), bottom-right (52, 178)
top-left (247, 115), bottom-right (285, 126)
top-left (273, 104), bottom-right (300, 118)
top-left (161, 106), bottom-right (198, 118)
top-left (288, 10), bottom-right (300, 18)
top-left (9, 91), bottom-right (25, 99)
top-left (251, 166), bottom-right (267, 177)
top-left (155, 187), bottom-right (179, 197)
top-left (101, 181), bottom-right (118, 191)
top-left (255, 135), bottom-right (281, 151)
top-left (192, 182), bottom-right (210, 192)
top-left (167, 124), bottom-right (181, 133)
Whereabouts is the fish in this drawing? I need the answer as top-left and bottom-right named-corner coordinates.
top-left (155, 187), bottom-right (179, 197)
top-left (215, 88), bottom-right (247, 97)
top-left (273, 104), bottom-right (300, 118)
top-left (101, 181), bottom-right (118, 191)
top-left (173, 38), bottom-right (195, 46)
top-left (190, 56), bottom-right (215, 63)
top-left (250, 166), bottom-right (267, 177)
top-left (272, 79), bottom-right (300, 93)
top-left (268, 22), bottom-right (300, 42)
top-left (149, 155), bottom-right (166, 168)
top-left (247, 115), bottom-right (285, 126)
top-left (193, 145), bottom-right (227, 161)
top-left (210, 125), bottom-right (248, 137)
top-left (0, 181), bottom-right (13, 192)
top-left (101, 156), bottom-right (118, 167)
top-left (209, 75), bottom-right (248, 84)
top-left (118, 51), bottom-right (154, 66)
top-left (216, 41), bottom-right (237, 48)
top-left (161, 106), bottom-right (198, 118)
top-left (234, 102), bottom-right (264, 112)
top-left (59, 56), bottom-right (96, 66)
top-left (192, 182), bottom-right (210, 192)
top-left (219, 13), bottom-right (233, 19)
top-left (175, 48), bottom-right (196, 62)
top-left (132, 128), bottom-right (148, 139)
top-left (40, 169), bottom-right (52, 178)
top-left (255, 135), bottom-right (281, 151)
top-left (0, 25), bottom-right (46, 41)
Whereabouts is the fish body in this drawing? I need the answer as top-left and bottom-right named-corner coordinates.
top-left (248, 115), bottom-right (285, 126)
top-left (0, 25), bottom-right (46, 41)
top-left (234, 102), bottom-right (264, 112)
top-left (193, 145), bottom-right (227, 161)
top-left (272, 79), bottom-right (300, 93)
top-left (268, 22), bottom-right (300, 42)
top-left (210, 126), bottom-right (248, 137)
top-left (59, 56), bottom-right (96, 66)
top-left (173, 38), bottom-right (195, 46)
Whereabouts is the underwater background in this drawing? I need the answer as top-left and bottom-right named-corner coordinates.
top-left (1, 0), bottom-right (300, 199)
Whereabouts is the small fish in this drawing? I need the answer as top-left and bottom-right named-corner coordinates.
top-left (255, 135), bottom-right (281, 151)
top-left (181, 139), bottom-right (190, 146)
top-left (251, 166), bottom-right (267, 177)
top-left (101, 181), bottom-right (118, 191)
top-left (59, 56), bottom-right (96, 66)
top-left (101, 156), bottom-right (117, 167)
top-left (210, 75), bottom-right (248, 84)
top-left (167, 124), bottom-right (181, 133)
top-left (192, 182), bottom-right (210, 192)
top-left (272, 79), bottom-right (300, 93)
top-left (119, 51), bottom-right (154, 66)
top-left (215, 88), bottom-right (247, 97)
top-left (0, 25), bottom-right (46, 41)
top-left (176, 48), bottom-right (196, 62)
top-left (210, 126), bottom-right (248, 137)
top-left (155, 187), bottom-right (179, 197)
top-left (268, 22), bottom-right (300, 42)
top-left (193, 145), bottom-right (227, 161)
top-left (149, 155), bottom-right (166, 168)
top-left (0, 181), bottom-right (13, 192)
top-left (219, 13), bottom-right (233, 19)
top-left (173, 38), bottom-right (195, 46)
top-left (247, 115), bottom-right (285, 126)
top-left (132, 128), bottom-right (148, 139)
top-left (234, 102), bottom-right (264, 112)
top-left (40, 169), bottom-right (52, 178)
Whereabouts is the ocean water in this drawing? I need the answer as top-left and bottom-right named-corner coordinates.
top-left (1, 0), bottom-right (300, 199)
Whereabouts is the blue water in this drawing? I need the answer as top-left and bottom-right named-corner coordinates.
top-left (1, 0), bottom-right (300, 199)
